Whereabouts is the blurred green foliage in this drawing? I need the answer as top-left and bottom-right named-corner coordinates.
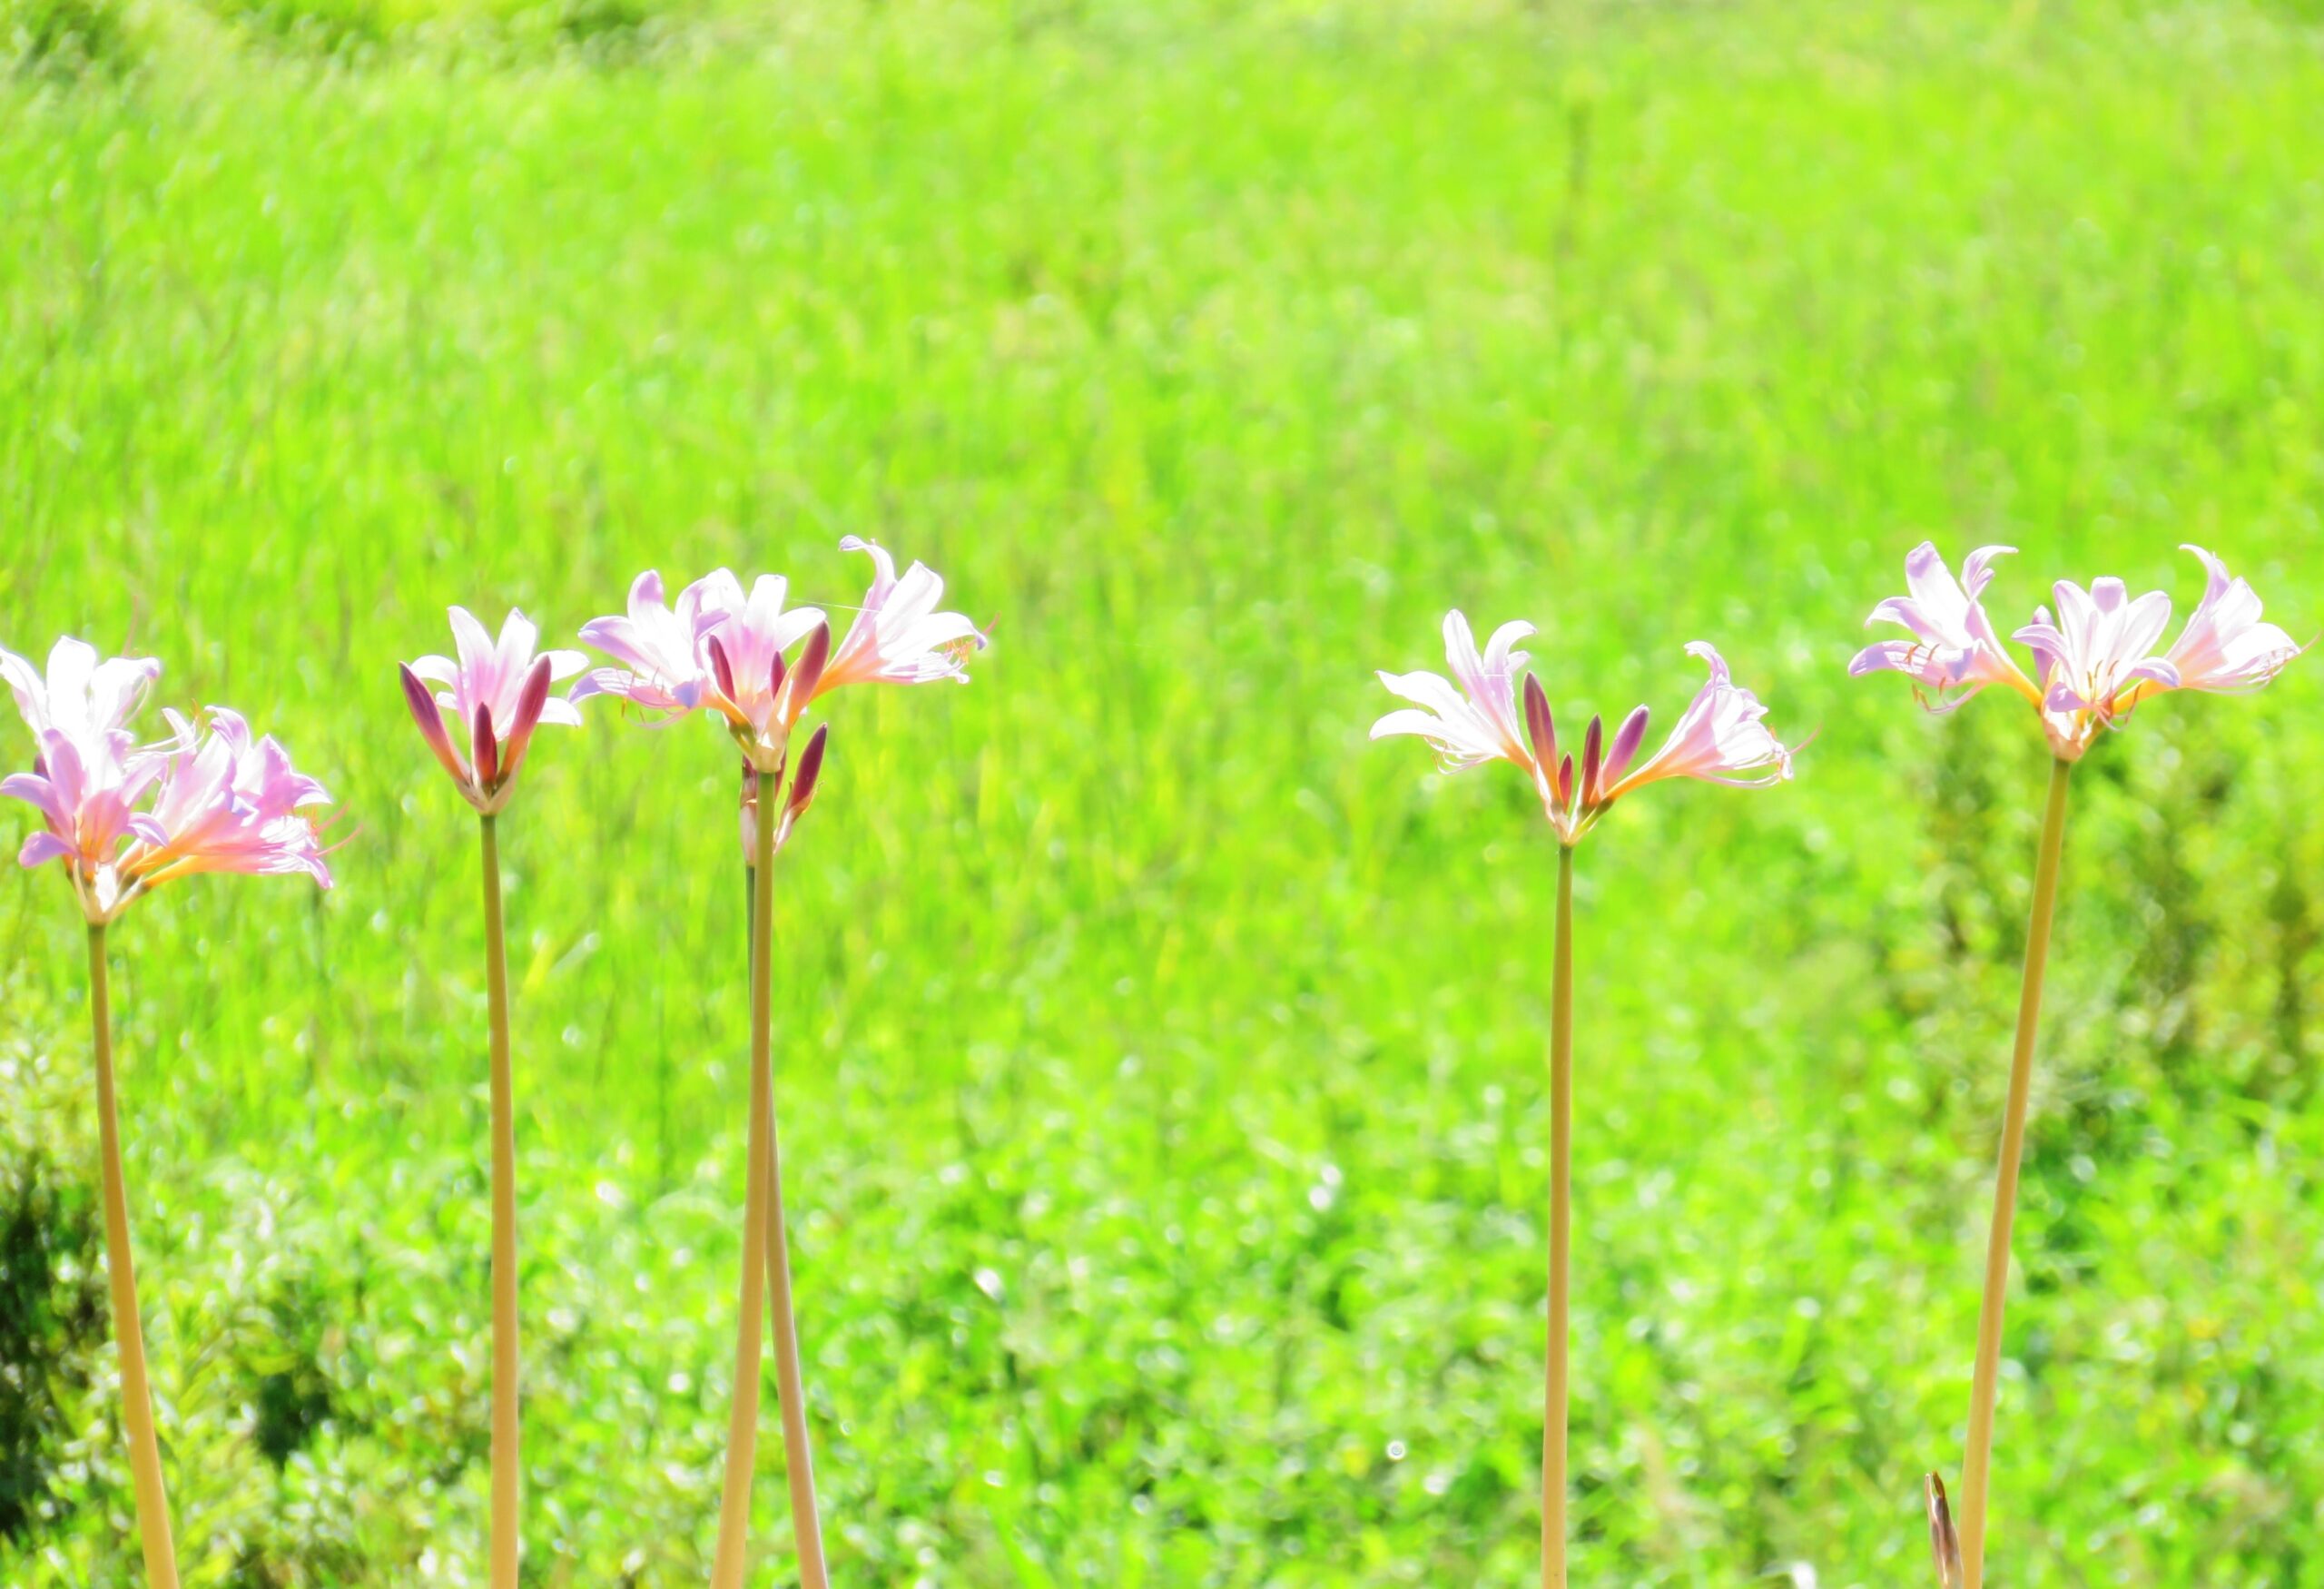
top-left (2, 0), bottom-right (2323, 1582)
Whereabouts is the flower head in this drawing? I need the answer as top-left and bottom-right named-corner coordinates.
top-left (699, 576), bottom-right (830, 763)
top-left (577, 541), bottom-right (981, 785)
top-left (1605, 642), bottom-right (1796, 797)
top-left (123, 708), bottom-right (335, 892)
top-left (4, 634), bottom-right (334, 922)
top-left (812, 537), bottom-right (988, 700)
top-left (3, 728), bottom-right (160, 921)
top-left (2159, 544), bottom-right (2305, 696)
top-left (5, 708), bottom-right (331, 923)
top-left (399, 607), bottom-right (587, 814)
top-left (1371, 610), bottom-right (1537, 774)
top-left (1373, 610), bottom-right (1794, 845)
top-left (2013, 577), bottom-right (2179, 755)
top-left (570, 569), bottom-right (742, 717)
top-left (1853, 541), bottom-right (2303, 760)
top-left (1, 637), bottom-right (162, 758)
top-left (1847, 543), bottom-right (2038, 711)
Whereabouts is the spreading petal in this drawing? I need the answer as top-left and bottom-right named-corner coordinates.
top-left (1849, 542), bottom-right (2039, 707)
top-left (1608, 642), bottom-right (1795, 795)
top-left (2158, 544), bottom-right (2304, 695)
top-left (1, 637), bottom-right (162, 755)
top-left (123, 707), bottom-right (334, 890)
top-left (1367, 611), bottom-right (1537, 774)
top-left (812, 537), bottom-right (987, 699)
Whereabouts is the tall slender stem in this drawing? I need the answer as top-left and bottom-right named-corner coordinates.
top-left (755, 871), bottom-right (831, 1586)
top-left (478, 814), bottom-right (521, 1589)
top-left (87, 923), bottom-right (182, 1588)
top-left (1958, 755), bottom-right (2073, 1589)
top-left (1542, 843), bottom-right (1574, 1589)
top-left (711, 795), bottom-right (780, 1588)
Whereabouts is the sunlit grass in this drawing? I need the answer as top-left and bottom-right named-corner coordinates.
top-left (3, 0), bottom-right (2322, 1581)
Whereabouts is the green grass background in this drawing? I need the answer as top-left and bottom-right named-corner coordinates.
top-left (4, 0), bottom-right (2323, 1581)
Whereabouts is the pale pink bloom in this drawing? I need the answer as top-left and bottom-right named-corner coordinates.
top-left (1371, 610), bottom-right (1538, 772)
top-left (811, 537), bottom-right (988, 701)
top-left (570, 569), bottom-right (743, 716)
top-left (0, 636), bottom-right (162, 755)
top-left (2156, 544), bottom-right (2305, 696)
top-left (698, 575), bottom-right (830, 760)
top-left (2013, 577), bottom-right (2179, 757)
top-left (1847, 543), bottom-right (2040, 710)
top-left (578, 546), bottom-right (978, 790)
top-left (1854, 541), bottom-right (2302, 761)
top-left (1374, 612), bottom-right (1793, 845)
top-left (3, 727), bottom-right (160, 922)
top-left (399, 607), bottom-right (587, 814)
top-left (123, 708), bottom-right (334, 891)
top-left (1605, 643), bottom-right (1797, 797)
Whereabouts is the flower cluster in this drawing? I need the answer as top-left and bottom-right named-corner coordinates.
top-left (573, 537), bottom-right (985, 773)
top-left (570, 538), bottom-right (982, 871)
top-left (2, 637), bottom-right (334, 923)
top-left (1849, 541), bottom-right (2303, 759)
top-left (1372, 611), bottom-right (1795, 844)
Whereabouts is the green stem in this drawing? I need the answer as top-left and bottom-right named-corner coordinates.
top-left (1958, 756), bottom-right (2074, 1589)
top-left (743, 841), bottom-right (832, 1586)
top-left (711, 796), bottom-right (780, 1588)
top-left (1542, 843), bottom-right (1573, 1589)
top-left (87, 923), bottom-right (182, 1588)
top-left (479, 815), bottom-right (521, 1589)
top-left (756, 878), bottom-right (830, 1586)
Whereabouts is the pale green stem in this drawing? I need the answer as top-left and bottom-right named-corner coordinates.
top-left (1958, 756), bottom-right (2074, 1589)
top-left (479, 814), bottom-right (522, 1589)
top-left (711, 797), bottom-right (780, 1588)
top-left (755, 873), bottom-right (831, 1586)
top-left (1542, 843), bottom-right (1573, 1589)
top-left (743, 846), bottom-right (832, 1588)
top-left (87, 923), bottom-right (182, 1588)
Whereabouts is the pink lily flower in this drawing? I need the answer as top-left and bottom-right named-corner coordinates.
top-left (0, 636), bottom-right (162, 756)
top-left (2012, 578), bottom-right (2179, 756)
top-left (1372, 610), bottom-right (1538, 772)
top-left (1854, 541), bottom-right (2303, 760)
top-left (572, 569), bottom-right (831, 769)
top-left (699, 576), bottom-right (831, 765)
top-left (5, 708), bottom-right (333, 922)
top-left (2155, 544), bottom-right (2306, 696)
top-left (1372, 611), bottom-right (1794, 845)
top-left (570, 568), bottom-right (743, 717)
top-left (123, 708), bottom-right (335, 890)
top-left (1846, 543), bottom-right (2040, 711)
top-left (810, 537), bottom-right (987, 702)
top-left (399, 608), bottom-right (587, 814)
top-left (1602, 642), bottom-right (1797, 798)
top-left (3, 728), bottom-right (161, 922)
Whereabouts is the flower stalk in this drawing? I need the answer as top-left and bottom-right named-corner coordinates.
top-left (478, 814), bottom-right (522, 1589)
top-left (1956, 755), bottom-right (2073, 1589)
top-left (710, 788), bottom-right (775, 1587)
top-left (576, 547), bottom-right (974, 1579)
top-left (738, 837), bottom-right (832, 1588)
top-left (86, 922), bottom-right (182, 1588)
top-left (759, 886), bottom-right (830, 1587)
top-left (1541, 842), bottom-right (1574, 1589)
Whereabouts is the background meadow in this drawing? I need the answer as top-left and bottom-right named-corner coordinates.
top-left (5, 0), bottom-right (2324, 1581)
